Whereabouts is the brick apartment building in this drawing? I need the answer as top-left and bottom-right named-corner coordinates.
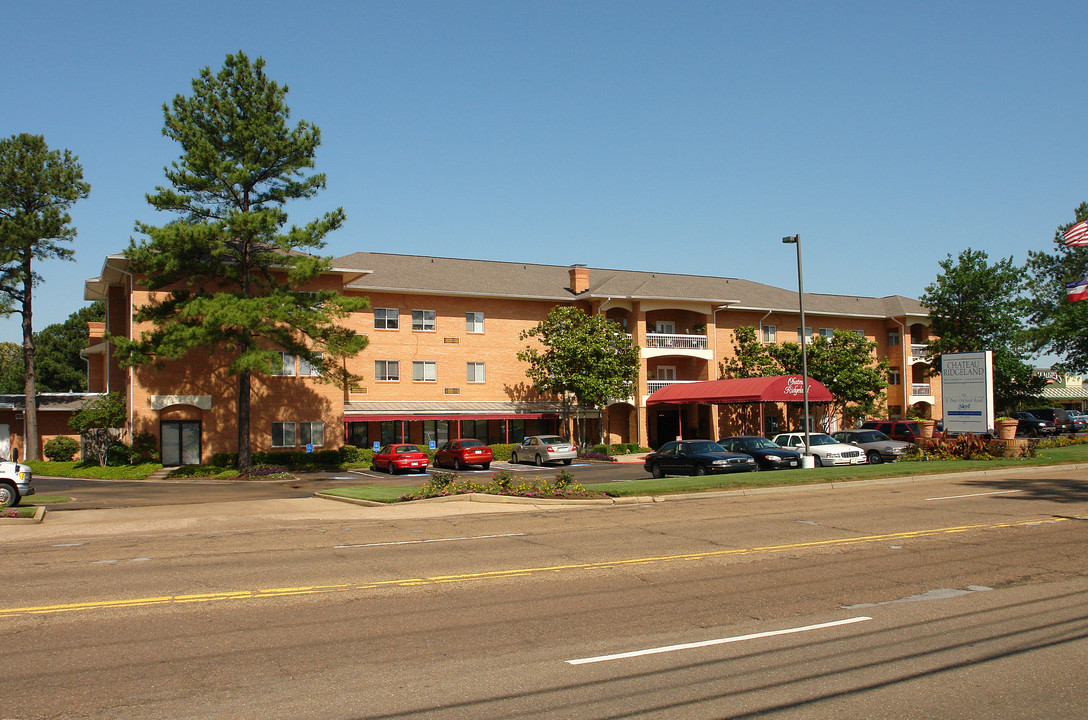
top-left (73, 251), bottom-right (941, 465)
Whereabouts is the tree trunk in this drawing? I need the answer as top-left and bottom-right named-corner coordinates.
top-left (21, 258), bottom-right (39, 461)
top-left (238, 370), bottom-right (251, 472)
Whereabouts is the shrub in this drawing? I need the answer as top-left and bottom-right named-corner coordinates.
top-left (211, 452), bottom-right (238, 468)
top-left (130, 432), bottom-right (159, 463)
top-left (106, 443), bottom-right (132, 466)
top-left (488, 443), bottom-right (517, 462)
top-left (44, 436), bottom-right (80, 462)
top-left (554, 469), bottom-right (574, 488)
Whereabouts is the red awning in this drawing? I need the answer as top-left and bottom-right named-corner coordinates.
top-left (646, 375), bottom-right (833, 405)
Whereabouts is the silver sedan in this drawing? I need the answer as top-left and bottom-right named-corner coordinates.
top-left (510, 435), bottom-right (577, 466)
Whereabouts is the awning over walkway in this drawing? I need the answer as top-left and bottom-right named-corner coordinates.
top-left (646, 375), bottom-right (833, 405)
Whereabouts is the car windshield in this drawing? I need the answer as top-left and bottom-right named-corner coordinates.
top-left (460, 440), bottom-right (484, 447)
top-left (395, 445), bottom-right (417, 453)
top-left (807, 434), bottom-right (838, 446)
top-left (687, 441), bottom-right (727, 454)
top-left (538, 436), bottom-right (565, 444)
top-left (857, 431), bottom-right (889, 442)
top-left (741, 438), bottom-right (779, 450)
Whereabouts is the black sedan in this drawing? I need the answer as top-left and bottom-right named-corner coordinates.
top-left (643, 440), bottom-right (758, 478)
top-left (718, 436), bottom-right (802, 470)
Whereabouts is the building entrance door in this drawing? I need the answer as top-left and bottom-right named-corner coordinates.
top-left (161, 421), bottom-right (201, 465)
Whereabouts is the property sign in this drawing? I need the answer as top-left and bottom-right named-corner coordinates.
top-left (941, 351), bottom-right (994, 434)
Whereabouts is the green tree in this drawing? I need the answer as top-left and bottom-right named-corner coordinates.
top-left (35, 302), bottom-right (104, 392)
top-left (68, 392), bottom-right (126, 467)
top-left (1024, 202), bottom-right (1088, 373)
top-left (518, 306), bottom-right (640, 446)
top-left (720, 325), bottom-right (782, 379)
top-left (771, 330), bottom-right (891, 425)
top-left (114, 52), bottom-right (368, 472)
top-left (0, 342), bottom-right (22, 393)
top-left (0, 133), bottom-right (90, 460)
top-left (920, 248), bottom-right (1043, 409)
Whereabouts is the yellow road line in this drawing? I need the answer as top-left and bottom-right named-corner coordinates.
top-left (0, 516), bottom-right (1069, 619)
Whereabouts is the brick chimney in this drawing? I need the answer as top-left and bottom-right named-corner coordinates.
top-left (569, 264), bottom-right (589, 294)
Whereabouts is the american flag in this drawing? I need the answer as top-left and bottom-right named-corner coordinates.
top-left (1063, 220), bottom-right (1088, 247)
top-left (1067, 278), bottom-right (1088, 303)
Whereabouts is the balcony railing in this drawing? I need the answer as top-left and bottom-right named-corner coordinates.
top-left (647, 379), bottom-right (699, 394)
top-left (911, 382), bottom-right (932, 396)
top-left (645, 333), bottom-right (708, 350)
top-left (909, 343), bottom-right (931, 363)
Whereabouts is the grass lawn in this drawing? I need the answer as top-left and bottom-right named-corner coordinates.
top-left (25, 461), bottom-right (162, 480)
top-left (321, 443), bottom-right (1088, 503)
top-left (20, 494), bottom-right (73, 505)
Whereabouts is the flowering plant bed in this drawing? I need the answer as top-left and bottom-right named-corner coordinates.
top-left (1, 506), bottom-right (37, 519)
top-left (399, 470), bottom-right (606, 502)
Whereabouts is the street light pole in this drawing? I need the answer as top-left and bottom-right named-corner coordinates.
top-left (782, 234), bottom-right (812, 460)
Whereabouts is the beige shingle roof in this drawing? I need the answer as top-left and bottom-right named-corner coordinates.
top-left (335, 252), bottom-right (927, 318)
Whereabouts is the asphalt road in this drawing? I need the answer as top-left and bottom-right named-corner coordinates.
top-left (4, 466), bottom-right (1088, 719)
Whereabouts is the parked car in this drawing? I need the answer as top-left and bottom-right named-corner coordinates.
top-left (1069, 411), bottom-right (1088, 433)
top-left (372, 444), bottom-right (429, 474)
top-left (1024, 407), bottom-right (1075, 434)
top-left (0, 460), bottom-right (34, 507)
top-left (1008, 411), bottom-right (1056, 437)
top-left (859, 420), bottom-right (924, 443)
top-left (510, 435), bottom-right (577, 466)
top-left (717, 436), bottom-right (802, 470)
top-left (643, 440), bottom-right (757, 478)
top-left (770, 432), bottom-right (867, 467)
top-left (435, 439), bottom-right (493, 470)
top-left (831, 429), bottom-right (912, 464)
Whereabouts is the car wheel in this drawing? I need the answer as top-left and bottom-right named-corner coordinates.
top-left (0, 482), bottom-right (18, 508)
top-left (454, 457), bottom-right (464, 471)
top-left (1029, 427), bottom-right (1039, 438)
top-left (751, 463), bottom-right (761, 472)
top-left (814, 456), bottom-right (823, 468)
top-left (867, 450), bottom-right (883, 465)
top-left (562, 458), bottom-right (572, 465)
top-left (535, 454), bottom-right (544, 467)
top-left (694, 464), bottom-right (706, 476)
top-left (510, 452), bottom-right (519, 464)
top-left (651, 463), bottom-right (664, 478)
top-left (482, 463), bottom-right (490, 471)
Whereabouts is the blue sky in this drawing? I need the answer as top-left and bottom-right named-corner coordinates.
top-left (3, 1), bottom-right (1086, 352)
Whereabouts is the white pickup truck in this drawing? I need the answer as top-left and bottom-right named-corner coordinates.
top-left (0, 461), bottom-right (33, 507)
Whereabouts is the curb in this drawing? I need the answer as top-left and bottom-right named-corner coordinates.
top-left (315, 491), bottom-right (659, 507)
top-left (0, 506), bottom-right (47, 524)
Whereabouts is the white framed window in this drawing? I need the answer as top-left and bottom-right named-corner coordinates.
top-left (655, 321), bottom-right (675, 334)
top-left (271, 352), bottom-right (296, 376)
top-left (797, 327), bottom-right (813, 342)
top-left (375, 360), bottom-right (399, 382)
top-left (888, 369), bottom-right (901, 386)
top-left (466, 312), bottom-right (484, 333)
top-left (656, 366), bottom-right (676, 381)
top-left (299, 352), bottom-right (323, 377)
top-left (299, 421), bottom-right (324, 447)
top-left (412, 309), bottom-right (436, 331)
top-left (888, 331), bottom-right (900, 346)
top-left (819, 328), bottom-right (834, 338)
top-left (412, 360), bottom-right (437, 382)
top-left (374, 308), bottom-right (399, 330)
top-left (272, 422), bottom-right (296, 447)
top-left (467, 362), bottom-right (485, 383)
top-left (854, 329), bottom-right (865, 338)
top-left (762, 325), bottom-right (776, 343)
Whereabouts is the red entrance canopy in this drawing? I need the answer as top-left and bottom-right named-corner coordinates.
top-left (647, 375), bottom-right (833, 405)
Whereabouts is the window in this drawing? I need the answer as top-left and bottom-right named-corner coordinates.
top-left (467, 362), bottom-right (485, 383)
top-left (423, 420), bottom-right (449, 447)
top-left (412, 309), bottom-right (436, 331)
top-left (299, 352), bottom-right (323, 377)
top-left (466, 312), bottom-right (484, 333)
top-left (762, 325), bottom-right (776, 343)
top-left (413, 361), bottom-right (437, 382)
top-left (347, 423), bottom-right (368, 448)
top-left (797, 327), bottom-right (813, 341)
top-left (656, 321), bottom-right (675, 334)
top-left (888, 369), bottom-right (902, 386)
top-left (656, 366), bottom-right (676, 381)
top-left (380, 421), bottom-right (398, 445)
top-left (819, 328), bottom-right (834, 338)
top-left (272, 352), bottom-right (296, 376)
top-left (461, 419), bottom-right (488, 443)
top-left (299, 421), bottom-right (324, 447)
top-left (509, 419), bottom-right (526, 443)
top-left (888, 331), bottom-right (900, 346)
top-left (375, 360), bottom-right (400, 381)
top-left (375, 308), bottom-right (399, 330)
top-left (854, 329), bottom-right (865, 338)
top-left (272, 422), bottom-right (296, 447)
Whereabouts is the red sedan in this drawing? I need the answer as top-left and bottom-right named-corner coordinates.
top-left (435, 439), bottom-right (493, 470)
top-left (373, 444), bottom-right (429, 474)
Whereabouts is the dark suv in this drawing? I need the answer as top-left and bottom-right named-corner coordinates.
top-left (1024, 407), bottom-right (1074, 434)
top-left (1009, 410), bottom-right (1056, 437)
top-left (860, 420), bottom-right (923, 443)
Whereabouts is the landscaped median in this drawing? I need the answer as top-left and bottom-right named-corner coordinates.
top-left (317, 440), bottom-right (1088, 505)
